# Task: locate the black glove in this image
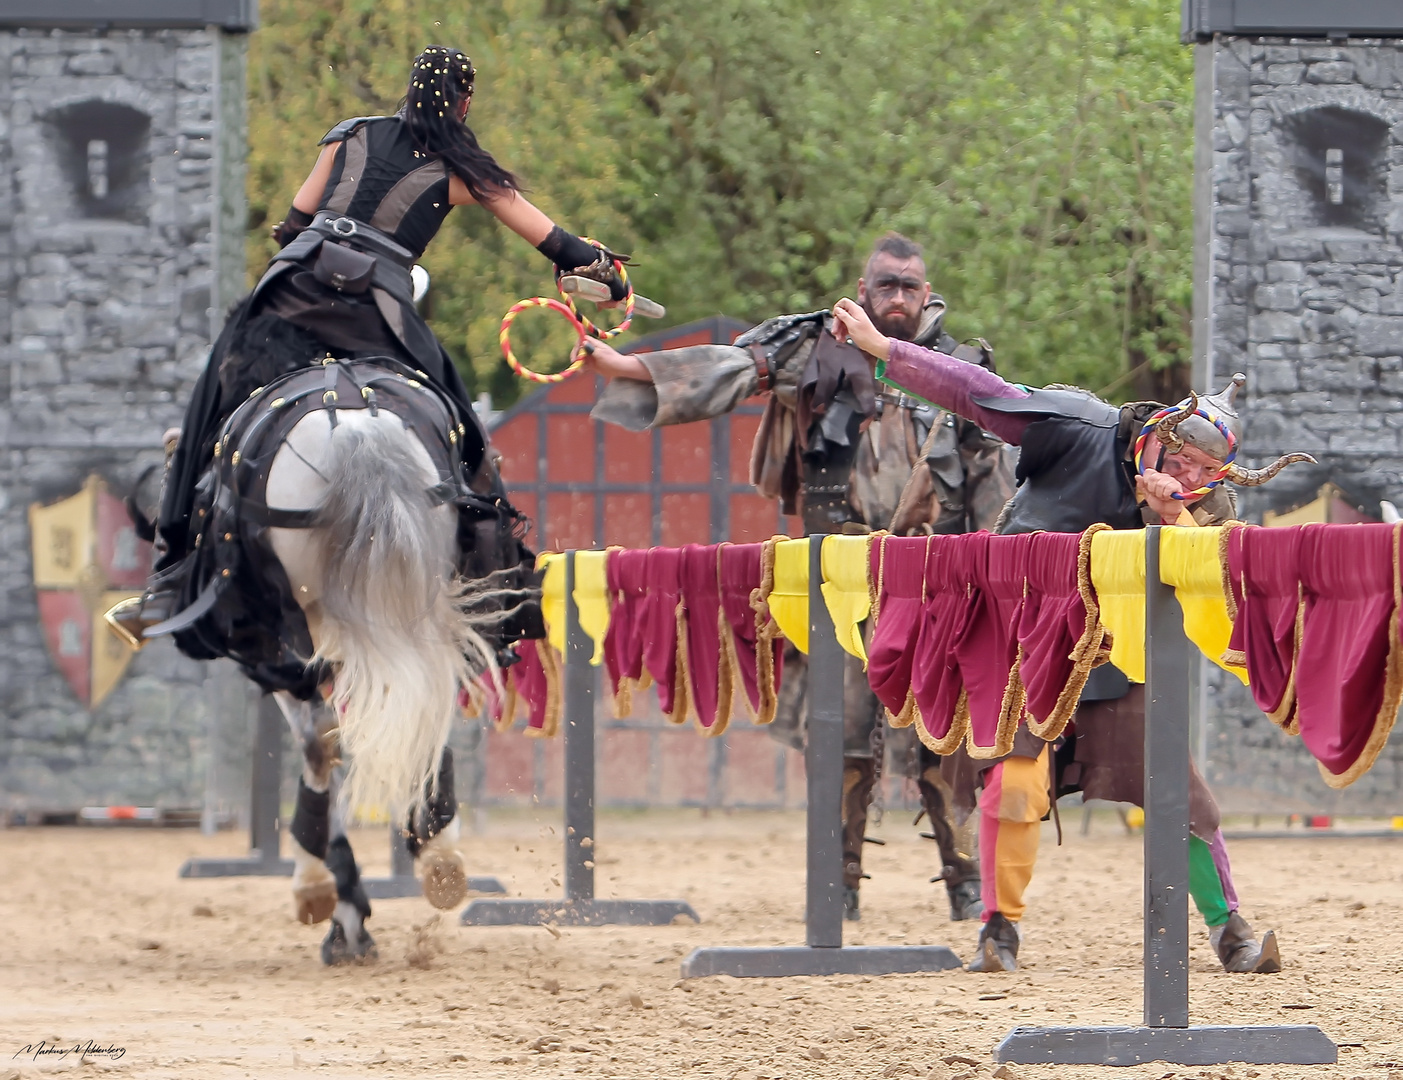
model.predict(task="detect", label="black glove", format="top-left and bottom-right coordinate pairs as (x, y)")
top-left (535, 225), bottom-right (630, 301)
top-left (272, 205), bottom-right (314, 248)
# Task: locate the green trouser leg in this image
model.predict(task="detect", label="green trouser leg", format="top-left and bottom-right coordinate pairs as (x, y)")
top-left (1188, 834), bottom-right (1231, 929)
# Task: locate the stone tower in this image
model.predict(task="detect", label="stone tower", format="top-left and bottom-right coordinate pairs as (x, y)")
top-left (0, 1), bottom-right (258, 813)
top-left (1185, 3), bottom-right (1403, 809)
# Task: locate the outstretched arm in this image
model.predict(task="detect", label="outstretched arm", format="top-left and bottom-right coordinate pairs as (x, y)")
top-left (832, 298), bottom-right (1033, 446)
top-left (584, 339), bottom-right (759, 432)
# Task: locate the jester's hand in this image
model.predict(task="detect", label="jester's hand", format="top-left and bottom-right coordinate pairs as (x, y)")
top-left (1136, 468), bottom-right (1194, 521)
top-left (579, 340), bottom-right (650, 382)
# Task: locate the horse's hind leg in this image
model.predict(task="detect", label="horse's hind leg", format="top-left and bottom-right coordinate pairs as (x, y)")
top-left (407, 747), bottom-right (469, 910)
top-left (277, 692), bottom-right (339, 926)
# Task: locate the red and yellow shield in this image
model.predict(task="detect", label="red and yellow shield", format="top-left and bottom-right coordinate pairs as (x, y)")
top-left (29, 475), bottom-right (152, 708)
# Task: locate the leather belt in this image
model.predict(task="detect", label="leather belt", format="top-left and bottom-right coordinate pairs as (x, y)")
top-left (308, 211), bottom-right (415, 268)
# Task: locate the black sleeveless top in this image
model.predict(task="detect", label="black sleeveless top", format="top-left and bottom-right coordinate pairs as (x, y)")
top-left (317, 115), bottom-right (453, 258)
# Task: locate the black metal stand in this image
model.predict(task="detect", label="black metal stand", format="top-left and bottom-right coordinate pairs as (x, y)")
top-left (179, 693), bottom-right (294, 878)
top-left (680, 535), bottom-right (961, 978)
top-left (993, 527), bottom-right (1335, 1067)
top-left (461, 550), bottom-right (699, 927)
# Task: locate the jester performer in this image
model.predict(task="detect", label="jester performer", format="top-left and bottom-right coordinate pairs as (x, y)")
top-left (583, 232), bottom-right (1015, 922)
top-left (831, 295), bottom-right (1312, 975)
top-left (117, 45), bottom-right (628, 641)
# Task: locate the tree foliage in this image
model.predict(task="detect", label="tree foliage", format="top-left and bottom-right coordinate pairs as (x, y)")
top-left (246, 0), bottom-right (1195, 407)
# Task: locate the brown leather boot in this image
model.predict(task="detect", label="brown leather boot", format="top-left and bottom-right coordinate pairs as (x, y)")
top-left (841, 756), bottom-right (877, 921)
top-left (966, 911), bottom-right (1020, 972)
top-left (1210, 911), bottom-right (1281, 973)
top-left (917, 764), bottom-right (982, 921)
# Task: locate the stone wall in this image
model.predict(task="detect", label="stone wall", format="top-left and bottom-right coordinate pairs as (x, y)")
top-left (1196, 36), bottom-right (1403, 812)
top-left (0, 27), bottom-right (256, 813)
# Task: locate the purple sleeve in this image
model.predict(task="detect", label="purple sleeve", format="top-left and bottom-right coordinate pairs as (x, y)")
top-left (880, 339), bottom-right (1034, 446)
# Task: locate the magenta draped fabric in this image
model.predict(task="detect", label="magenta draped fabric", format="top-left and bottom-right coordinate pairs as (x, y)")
top-left (640, 547), bottom-right (688, 722)
top-left (679, 543), bottom-right (728, 733)
top-left (955, 533), bottom-right (1032, 754)
top-left (1224, 525), bottom-right (1303, 728)
top-left (718, 542), bottom-right (781, 723)
top-left (1294, 523), bottom-right (1402, 785)
top-left (603, 548), bottom-right (650, 711)
top-left (1018, 530), bottom-right (1104, 738)
top-left (867, 535), bottom-right (932, 723)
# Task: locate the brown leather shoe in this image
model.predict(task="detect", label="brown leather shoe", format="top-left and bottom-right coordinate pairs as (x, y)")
top-left (1210, 911), bottom-right (1282, 973)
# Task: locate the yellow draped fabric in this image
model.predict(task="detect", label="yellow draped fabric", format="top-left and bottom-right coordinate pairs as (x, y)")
top-left (769, 538), bottom-right (811, 654)
top-left (1089, 529), bottom-right (1146, 683)
top-left (538, 552), bottom-right (566, 655)
top-left (573, 550), bottom-right (611, 666)
top-left (821, 534), bottom-right (871, 662)
top-left (1158, 526), bottom-right (1248, 684)
top-left (537, 551), bottom-right (611, 665)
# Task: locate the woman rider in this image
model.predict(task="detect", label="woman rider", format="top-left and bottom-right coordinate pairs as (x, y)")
top-left (127, 45), bottom-right (625, 634)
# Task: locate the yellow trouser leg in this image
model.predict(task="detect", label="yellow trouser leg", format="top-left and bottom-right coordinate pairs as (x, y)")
top-left (978, 747), bottom-right (1051, 923)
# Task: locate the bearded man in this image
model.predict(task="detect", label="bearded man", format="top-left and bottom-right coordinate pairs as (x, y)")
top-left (583, 232), bottom-right (1015, 922)
top-left (832, 295), bottom-right (1313, 974)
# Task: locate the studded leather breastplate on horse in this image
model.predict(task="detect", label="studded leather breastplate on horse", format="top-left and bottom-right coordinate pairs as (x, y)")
top-left (167, 357), bottom-right (536, 696)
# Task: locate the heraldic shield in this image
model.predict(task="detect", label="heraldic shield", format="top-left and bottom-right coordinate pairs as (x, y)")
top-left (28, 474), bottom-right (152, 708)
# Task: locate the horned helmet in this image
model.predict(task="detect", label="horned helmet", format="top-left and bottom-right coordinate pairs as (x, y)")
top-left (1136, 373), bottom-right (1315, 497)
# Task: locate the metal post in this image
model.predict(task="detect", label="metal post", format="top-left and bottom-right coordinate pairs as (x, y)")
top-left (680, 535), bottom-right (960, 978)
top-left (1144, 526), bottom-right (1190, 1027)
top-left (994, 526), bottom-right (1335, 1066)
top-left (462, 549), bottom-right (698, 927)
top-left (180, 693), bottom-right (293, 877)
top-left (563, 550), bottom-right (596, 902)
top-left (806, 532), bottom-right (844, 948)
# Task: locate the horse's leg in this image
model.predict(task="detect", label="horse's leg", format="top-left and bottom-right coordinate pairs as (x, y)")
top-left (407, 747), bottom-right (469, 910)
top-left (321, 819), bottom-right (377, 965)
top-left (277, 691), bottom-right (339, 925)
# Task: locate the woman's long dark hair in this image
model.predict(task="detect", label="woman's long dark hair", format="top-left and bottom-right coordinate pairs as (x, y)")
top-left (401, 46), bottom-right (520, 203)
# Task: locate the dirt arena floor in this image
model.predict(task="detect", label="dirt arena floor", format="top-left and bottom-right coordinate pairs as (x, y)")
top-left (2, 808), bottom-right (1401, 1080)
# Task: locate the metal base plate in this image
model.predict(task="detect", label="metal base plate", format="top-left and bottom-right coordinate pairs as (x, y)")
top-left (461, 897), bottom-right (699, 927)
top-left (994, 1025), bottom-right (1337, 1066)
top-left (680, 945), bottom-right (962, 979)
top-left (178, 856), bottom-right (294, 878)
top-left (362, 874), bottom-right (506, 899)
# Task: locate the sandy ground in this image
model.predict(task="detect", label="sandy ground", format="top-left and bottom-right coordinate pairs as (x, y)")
top-left (2, 808), bottom-right (1401, 1080)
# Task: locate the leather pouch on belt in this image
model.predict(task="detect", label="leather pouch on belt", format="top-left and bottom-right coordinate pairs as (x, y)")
top-left (313, 241), bottom-right (376, 293)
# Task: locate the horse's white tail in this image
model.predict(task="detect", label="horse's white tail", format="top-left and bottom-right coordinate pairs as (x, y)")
top-left (309, 420), bottom-right (495, 814)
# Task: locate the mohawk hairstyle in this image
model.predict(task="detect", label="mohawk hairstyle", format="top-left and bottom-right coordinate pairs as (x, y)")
top-left (865, 231), bottom-right (924, 274)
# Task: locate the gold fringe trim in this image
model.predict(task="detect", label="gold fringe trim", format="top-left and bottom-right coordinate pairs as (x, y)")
top-left (917, 688), bottom-right (970, 757)
top-left (719, 604), bottom-right (756, 722)
top-left (523, 638), bottom-right (562, 739)
top-left (869, 531), bottom-right (889, 629)
top-left (1218, 521), bottom-right (1243, 623)
top-left (492, 673), bottom-right (519, 734)
top-left (750, 537), bottom-right (781, 725)
top-left (705, 603), bottom-right (735, 737)
top-left (1025, 523), bottom-right (1110, 741)
top-left (662, 599), bottom-right (692, 726)
top-left (887, 687), bottom-right (916, 729)
top-left (1220, 648), bottom-right (1247, 667)
top-left (1318, 521), bottom-right (1403, 789)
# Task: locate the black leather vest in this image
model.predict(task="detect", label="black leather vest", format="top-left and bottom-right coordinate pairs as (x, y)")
top-left (974, 389), bottom-right (1143, 536)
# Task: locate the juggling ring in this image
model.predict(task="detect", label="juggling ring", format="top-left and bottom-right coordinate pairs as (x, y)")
top-left (499, 243), bottom-right (635, 384)
top-left (1133, 406), bottom-right (1237, 500)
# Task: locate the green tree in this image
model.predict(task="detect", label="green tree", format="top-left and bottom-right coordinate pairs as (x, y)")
top-left (244, 0), bottom-right (1195, 407)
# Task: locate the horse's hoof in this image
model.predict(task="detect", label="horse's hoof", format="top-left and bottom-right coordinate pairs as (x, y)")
top-left (421, 851), bottom-right (468, 910)
top-left (294, 879), bottom-right (338, 925)
top-left (321, 920), bottom-right (377, 966)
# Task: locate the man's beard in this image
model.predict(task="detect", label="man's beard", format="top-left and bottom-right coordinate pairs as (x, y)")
top-left (862, 299), bottom-right (919, 342)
